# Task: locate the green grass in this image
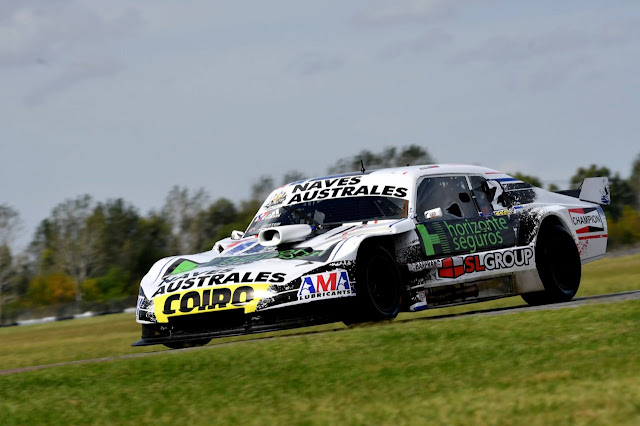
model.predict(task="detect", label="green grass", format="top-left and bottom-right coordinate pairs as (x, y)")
top-left (0, 254), bottom-right (639, 425)
top-left (579, 253), bottom-right (640, 296)
top-left (0, 312), bottom-right (159, 371)
top-left (1, 299), bottom-right (639, 425)
top-left (1, 253), bottom-right (639, 371)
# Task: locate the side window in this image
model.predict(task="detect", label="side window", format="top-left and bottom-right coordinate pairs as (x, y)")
top-left (468, 176), bottom-right (494, 216)
top-left (416, 176), bottom-right (477, 221)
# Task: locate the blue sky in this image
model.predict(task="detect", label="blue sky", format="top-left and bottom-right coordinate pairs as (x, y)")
top-left (1, 0), bottom-right (639, 247)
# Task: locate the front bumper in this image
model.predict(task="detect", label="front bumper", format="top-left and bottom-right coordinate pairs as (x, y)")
top-left (132, 299), bottom-right (350, 346)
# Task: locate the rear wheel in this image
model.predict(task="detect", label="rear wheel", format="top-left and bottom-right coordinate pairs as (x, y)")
top-left (345, 244), bottom-right (402, 324)
top-left (521, 224), bottom-right (581, 305)
top-left (163, 338), bottom-right (212, 350)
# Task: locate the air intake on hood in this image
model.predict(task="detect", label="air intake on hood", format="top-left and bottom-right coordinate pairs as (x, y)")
top-left (258, 224), bottom-right (313, 247)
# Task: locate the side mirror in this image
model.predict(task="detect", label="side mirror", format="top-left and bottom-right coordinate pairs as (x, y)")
top-left (424, 207), bottom-right (443, 221)
top-left (231, 230), bottom-right (244, 240)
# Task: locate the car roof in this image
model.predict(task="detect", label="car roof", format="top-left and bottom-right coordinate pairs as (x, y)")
top-left (290, 164), bottom-right (508, 186)
top-left (257, 164), bottom-right (517, 213)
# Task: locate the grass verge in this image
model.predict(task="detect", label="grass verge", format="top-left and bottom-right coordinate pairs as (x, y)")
top-left (1, 253), bottom-right (638, 372)
top-left (1, 298), bottom-right (639, 425)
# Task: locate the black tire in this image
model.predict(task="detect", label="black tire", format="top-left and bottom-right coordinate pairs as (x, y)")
top-left (163, 338), bottom-right (212, 350)
top-left (521, 224), bottom-right (581, 306)
top-left (344, 245), bottom-right (403, 324)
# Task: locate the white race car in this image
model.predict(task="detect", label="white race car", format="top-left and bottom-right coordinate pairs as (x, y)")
top-left (134, 164), bottom-right (610, 348)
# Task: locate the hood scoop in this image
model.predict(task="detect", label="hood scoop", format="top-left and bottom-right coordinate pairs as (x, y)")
top-left (258, 224), bottom-right (313, 247)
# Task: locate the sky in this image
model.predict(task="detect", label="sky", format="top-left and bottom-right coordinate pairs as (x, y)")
top-left (1, 0), bottom-right (639, 248)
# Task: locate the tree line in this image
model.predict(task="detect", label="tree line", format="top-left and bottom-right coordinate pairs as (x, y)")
top-left (0, 146), bottom-right (638, 322)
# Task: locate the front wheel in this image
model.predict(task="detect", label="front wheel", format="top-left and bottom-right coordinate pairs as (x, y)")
top-left (345, 244), bottom-right (402, 324)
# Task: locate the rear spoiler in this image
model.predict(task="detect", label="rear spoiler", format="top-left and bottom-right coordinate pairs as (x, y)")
top-left (555, 177), bottom-right (610, 205)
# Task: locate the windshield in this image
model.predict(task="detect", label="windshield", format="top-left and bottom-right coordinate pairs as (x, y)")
top-left (244, 196), bottom-right (408, 236)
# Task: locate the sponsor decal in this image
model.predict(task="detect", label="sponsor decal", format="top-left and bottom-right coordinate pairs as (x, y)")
top-left (493, 209), bottom-right (512, 216)
top-left (407, 259), bottom-right (443, 272)
top-left (265, 190), bottom-right (287, 208)
top-left (153, 271), bottom-right (286, 297)
top-left (288, 176), bottom-right (408, 204)
top-left (167, 259), bottom-right (199, 276)
top-left (245, 221), bottom-right (283, 237)
top-left (255, 209), bottom-right (281, 222)
top-left (203, 245), bottom-right (337, 268)
top-left (224, 240), bottom-right (258, 255)
top-left (438, 247), bottom-right (534, 279)
top-left (568, 207), bottom-right (604, 234)
top-left (240, 242), bottom-right (273, 255)
top-left (297, 270), bottom-right (352, 300)
top-left (154, 283), bottom-right (273, 323)
top-left (136, 295), bottom-right (144, 317)
top-left (577, 234), bottom-right (607, 241)
top-left (292, 176), bottom-right (361, 192)
top-left (416, 216), bottom-right (516, 256)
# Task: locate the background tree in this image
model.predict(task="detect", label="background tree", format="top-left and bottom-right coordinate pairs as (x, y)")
top-left (281, 171), bottom-right (306, 185)
top-left (509, 173), bottom-right (543, 188)
top-left (200, 198), bottom-right (238, 251)
top-left (251, 176), bottom-right (275, 202)
top-left (630, 153), bottom-right (640, 210)
top-left (91, 199), bottom-right (146, 298)
top-left (0, 245), bottom-right (14, 323)
top-left (133, 213), bottom-right (173, 277)
top-left (570, 165), bottom-right (611, 186)
top-left (608, 206), bottom-right (640, 247)
top-left (25, 272), bottom-right (76, 307)
top-left (0, 204), bottom-right (21, 246)
top-left (43, 195), bottom-right (101, 303)
top-left (92, 199), bottom-right (143, 271)
top-left (0, 204), bottom-right (21, 322)
top-left (570, 164), bottom-right (634, 220)
top-left (329, 144), bottom-right (435, 174)
top-left (394, 145), bottom-right (435, 167)
top-left (209, 199), bottom-right (262, 244)
top-left (161, 186), bottom-right (210, 254)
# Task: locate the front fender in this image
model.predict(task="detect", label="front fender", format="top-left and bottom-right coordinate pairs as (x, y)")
top-left (328, 219), bottom-right (416, 262)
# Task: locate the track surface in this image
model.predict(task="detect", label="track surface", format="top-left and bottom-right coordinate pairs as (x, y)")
top-left (2, 290), bottom-right (639, 376)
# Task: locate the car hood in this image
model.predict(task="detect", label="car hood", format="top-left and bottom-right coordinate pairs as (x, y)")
top-left (140, 218), bottom-right (415, 300)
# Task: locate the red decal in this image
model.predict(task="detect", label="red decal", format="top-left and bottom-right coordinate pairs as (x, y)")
top-left (578, 234), bottom-right (607, 241)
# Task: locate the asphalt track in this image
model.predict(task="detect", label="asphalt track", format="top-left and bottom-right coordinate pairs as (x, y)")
top-left (2, 289), bottom-right (640, 376)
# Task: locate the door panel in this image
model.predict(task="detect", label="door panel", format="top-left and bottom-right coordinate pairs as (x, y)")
top-left (416, 216), bottom-right (519, 258)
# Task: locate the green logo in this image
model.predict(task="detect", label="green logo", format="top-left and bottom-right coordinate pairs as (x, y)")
top-left (417, 216), bottom-right (514, 256)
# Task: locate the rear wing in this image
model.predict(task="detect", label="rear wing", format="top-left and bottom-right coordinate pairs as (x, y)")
top-left (556, 177), bottom-right (610, 205)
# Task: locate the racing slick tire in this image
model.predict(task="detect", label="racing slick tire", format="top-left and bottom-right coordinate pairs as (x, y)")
top-left (521, 224), bottom-right (581, 306)
top-left (163, 338), bottom-right (212, 350)
top-left (345, 244), bottom-right (403, 324)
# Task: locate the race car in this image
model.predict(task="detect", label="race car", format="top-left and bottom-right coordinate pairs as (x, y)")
top-left (133, 164), bottom-right (610, 348)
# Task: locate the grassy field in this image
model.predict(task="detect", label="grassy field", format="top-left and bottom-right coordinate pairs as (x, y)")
top-left (0, 254), bottom-right (639, 424)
